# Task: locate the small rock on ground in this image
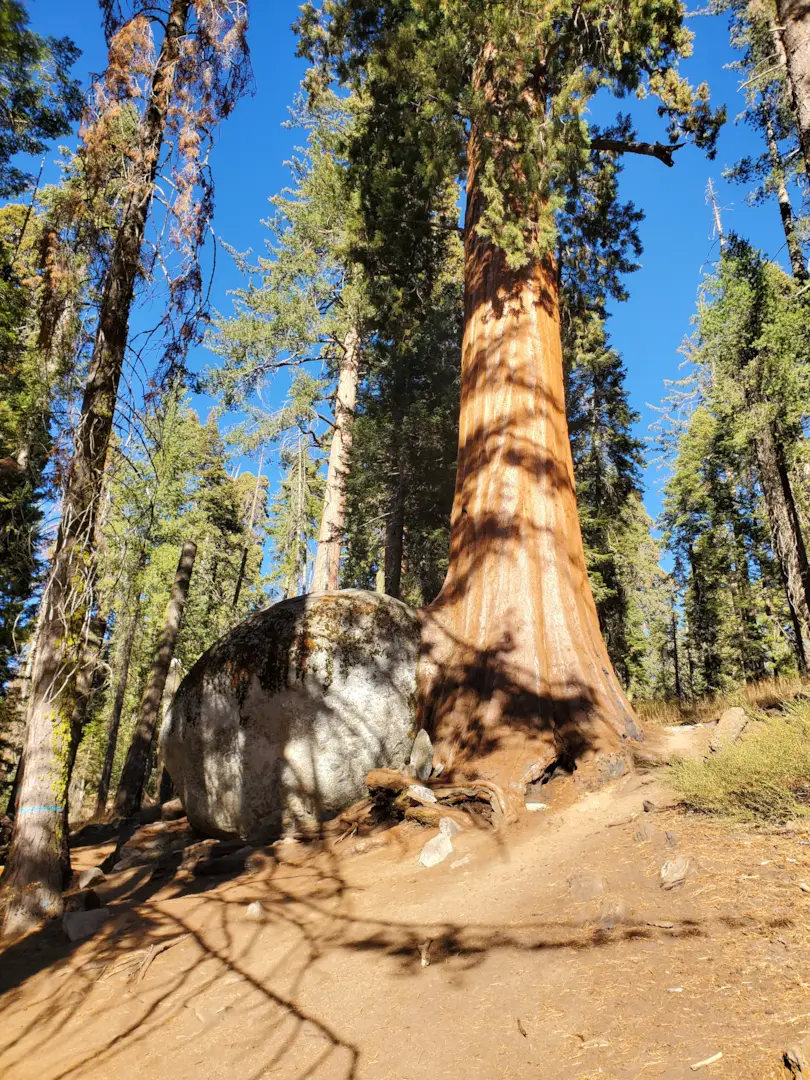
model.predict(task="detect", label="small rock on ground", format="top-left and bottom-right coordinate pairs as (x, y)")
top-left (660, 855), bottom-right (690, 890)
top-left (160, 798), bottom-right (185, 821)
top-left (406, 784), bottom-right (437, 805)
top-left (709, 706), bottom-right (748, 753)
top-left (62, 908), bottom-right (111, 943)
top-left (525, 801), bottom-right (549, 812)
top-left (77, 866), bottom-right (106, 889)
top-left (439, 817), bottom-right (461, 838)
top-left (246, 901), bottom-right (264, 921)
top-left (410, 729), bottom-right (435, 782)
top-left (418, 831), bottom-right (453, 868)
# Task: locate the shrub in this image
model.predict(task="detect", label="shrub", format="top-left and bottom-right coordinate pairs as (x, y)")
top-left (669, 699), bottom-right (810, 822)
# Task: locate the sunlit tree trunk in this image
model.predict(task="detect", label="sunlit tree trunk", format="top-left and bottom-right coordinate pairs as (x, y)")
top-left (756, 423), bottom-right (810, 668)
top-left (775, 0), bottom-right (810, 176)
top-left (2, 0), bottom-right (191, 937)
top-left (312, 327), bottom-right (360, 592)
top-left (762, 105), bottom-right (807, 280)
top-left (115, 541), bottom-right (196, 817)
top-left (419, 127), bottom-right (639, 790)
top-left (95, 599), bottom-right (140, 817)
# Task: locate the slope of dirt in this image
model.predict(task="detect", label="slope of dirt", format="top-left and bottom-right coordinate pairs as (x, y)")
top-left (2, 771), bottom-right (809, 1080)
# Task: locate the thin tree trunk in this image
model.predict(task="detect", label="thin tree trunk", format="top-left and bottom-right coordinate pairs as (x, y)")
top-left (671, 607), bottom-right (683, 700)
top-left (312, 328), bottom-right (361, 593)
top-left (232, 450), bottom-right (264, 610)
top-left (775, 0), bottom-right (810, 176)
top-left (65, 614), bottom-right (108, 828)
top-left (756, 423), bottom-right (810, 668)
top-left (2, 0), bottom-right (191, 938)
top-left (762, 105), bottom-right (807, 279)
top-left (95, 599), bottom-right (140, 817)
top-left (418, 114), bottom-right (639, 788)
top-left (384, 467), bottom-right (406, 599)
top-left (115, 541), bottom-right (196, 818)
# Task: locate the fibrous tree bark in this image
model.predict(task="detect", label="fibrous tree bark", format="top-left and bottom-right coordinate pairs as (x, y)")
top-left (775, 0), bottom-right (810, 175)
top-left (312, 327), bottom-right (361, 593)
top-left (1, 0), bottom-right (191, 938)
top-left (419, 124), bottom-right (639, 787)
top-left (115, 540), bottom-right (196, 818)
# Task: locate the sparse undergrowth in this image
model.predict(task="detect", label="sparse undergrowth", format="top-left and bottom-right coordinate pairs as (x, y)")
top-left (669, 697), bottom-right (810, 822)
top-left (635, 674), bottom-right (809, 727)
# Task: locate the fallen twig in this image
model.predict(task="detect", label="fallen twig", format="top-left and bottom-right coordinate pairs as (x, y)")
top-left (134, 934), bottom-right (191, 984)
top-left (690, 1051), bottom-right (722, 1071)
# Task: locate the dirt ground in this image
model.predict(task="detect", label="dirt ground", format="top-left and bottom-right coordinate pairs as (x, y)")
top-left (2, 769), bottom-right (809, 1080)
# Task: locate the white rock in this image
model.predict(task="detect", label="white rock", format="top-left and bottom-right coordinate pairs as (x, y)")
top-left (406, 784), bottom-right (437, 805)
top-left (660, 856), bottom-right (690, 890)
top-left (62, 908), bottom-right (111, 942)
top-left (246, 901), bottom-right (264, 921)
top-left (77, 866), bottom-right (106, 889)
top-left (409, 729), bottom-right (434, 782)
top-left (525, 801), bottom-right (549, 812)
top-left (439, 816), bottom-right (461, 837)
top-left (162, 591), bottom-right (420, 838)
top-left (418, 831), bottom-right (453, 868)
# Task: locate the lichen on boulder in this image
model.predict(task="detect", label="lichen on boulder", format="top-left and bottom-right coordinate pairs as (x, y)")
top-left (161, 590), bottom-right (420, 839)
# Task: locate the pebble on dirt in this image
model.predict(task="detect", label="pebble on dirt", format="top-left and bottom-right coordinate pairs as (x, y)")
top-left (246, 901), bottom-right (264, 921)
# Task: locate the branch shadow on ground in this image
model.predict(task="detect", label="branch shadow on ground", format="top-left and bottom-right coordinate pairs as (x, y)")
top-left (0, 824), bottom-right (730, 1080)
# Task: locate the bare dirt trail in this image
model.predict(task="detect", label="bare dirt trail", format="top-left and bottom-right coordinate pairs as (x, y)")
top-left (1, 771), bottom-right (809, 1080)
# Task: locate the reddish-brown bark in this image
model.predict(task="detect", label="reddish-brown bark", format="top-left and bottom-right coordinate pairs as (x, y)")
top-left (418, 134), bottom-right (639, 790)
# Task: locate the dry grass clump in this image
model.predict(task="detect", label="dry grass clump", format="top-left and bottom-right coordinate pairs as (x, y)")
top-left (635, 674), bottom-right (809, 727)
top-left (669, 697), bottom-right (810, 822)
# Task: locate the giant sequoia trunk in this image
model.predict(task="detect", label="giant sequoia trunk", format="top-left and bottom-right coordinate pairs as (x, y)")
top-left (311, 327), bottom-right (361, 593)
top-left (418, 133), bottom-right (639, 790)
top-left (2, 0), bottom-right (191, 937)
top-left (775, 0), bottom-right (810, 177)
top-left (756, 423), bottom-right (810, 668)
top-left (115, 541), bottom-right (196, 817)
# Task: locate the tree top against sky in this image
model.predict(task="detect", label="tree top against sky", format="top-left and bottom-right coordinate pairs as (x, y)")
top-left (296, 0), bottom-right (726, 266)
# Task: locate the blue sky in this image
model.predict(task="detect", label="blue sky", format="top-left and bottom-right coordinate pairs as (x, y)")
top-left (25, 0), bottom-right (798, 528)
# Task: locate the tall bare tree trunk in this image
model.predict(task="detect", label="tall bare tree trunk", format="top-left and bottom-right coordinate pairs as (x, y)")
top-left (95, 599), bottom-right (140, 817)
top-left (762, 105), bottom-right (807, 279)
top-left (312, 328), bottom-right (361, 593)
top-left (2, 0), bottom-right (191, 937)
top-left (418, 124), bottom-right (639, 790)
top-left (756, 423), bottom-right (810, 668)
top-left (384, 466), bottom-right (406, 598)
top-left (115, 541), bottom-right (196, 818)
top-left (775, 0), bottom-right (810, 174)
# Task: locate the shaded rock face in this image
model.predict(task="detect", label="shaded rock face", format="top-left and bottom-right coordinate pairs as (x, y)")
top-left (162, 590), bottom-right (420, 839)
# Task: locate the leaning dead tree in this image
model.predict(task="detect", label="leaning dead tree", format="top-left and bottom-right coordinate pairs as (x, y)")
top-left (3, 0), bottom-right (250, 938)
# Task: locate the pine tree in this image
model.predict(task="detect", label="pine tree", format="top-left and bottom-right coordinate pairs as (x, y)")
top-left (208, 93), bottom-right (368, 594)
top-left (723, 0), bottom-right (807, 278)
top-left (3, 1), bottom-right (251, 936)
top-left (267, 435), bottom-right (324, 598)
top-left (0, 0), bottom-right (82, 198)
top-left (297, 0), bottom-right (724, 781)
